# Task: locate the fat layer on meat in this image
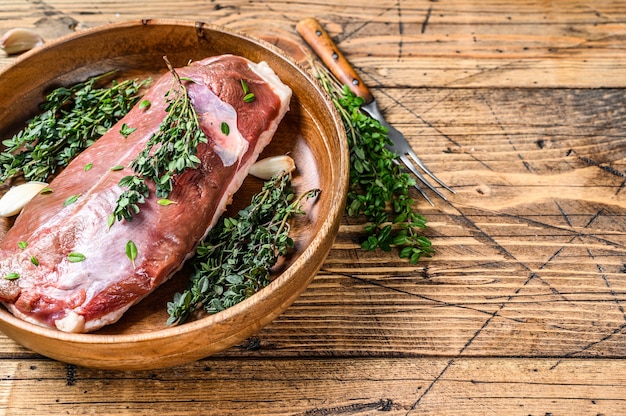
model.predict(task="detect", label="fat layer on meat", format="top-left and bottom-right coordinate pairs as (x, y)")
top-left (0, 55), bottom-right (292, 332)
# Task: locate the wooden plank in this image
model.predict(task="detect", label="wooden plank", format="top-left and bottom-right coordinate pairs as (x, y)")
top-left (1, 357), bottom-right (625, 415)
top-left (2, 0), bottom-right (626, 87)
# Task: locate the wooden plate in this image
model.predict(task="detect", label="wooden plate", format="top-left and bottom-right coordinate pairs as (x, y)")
top-left (0, 20), bottom-right (349, 370)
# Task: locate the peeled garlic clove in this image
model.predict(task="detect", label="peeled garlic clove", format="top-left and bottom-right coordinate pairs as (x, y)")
top-left (0, 181), bottom-right (48, 217)
top-left (249, 155), bottom-right (296, 180)
top-left (0, 28), bottom-right (44, 55)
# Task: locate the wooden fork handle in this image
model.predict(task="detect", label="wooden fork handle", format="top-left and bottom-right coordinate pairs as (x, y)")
top-left (296, 17), bottom-right (374, 104)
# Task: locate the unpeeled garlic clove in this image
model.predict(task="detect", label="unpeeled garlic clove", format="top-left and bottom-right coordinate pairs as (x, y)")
top-left (249, 155), bottom-right (296, 180)
top-left (0, 181), bottom-right (48, 217)
top-left (0, 28), bottom-right (44, 55)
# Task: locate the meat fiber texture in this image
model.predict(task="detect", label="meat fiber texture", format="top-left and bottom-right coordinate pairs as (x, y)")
top-left (0, 55), bottom-right (292, 333)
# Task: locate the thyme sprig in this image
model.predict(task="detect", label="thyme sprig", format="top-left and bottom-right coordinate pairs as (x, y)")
top-left (312, 62), bottom-right (433, 263)
top-left (167, 172), bottom-right (320, 325)
top-left (112, 58), bottom-right (208, 224)
top-left (0, 71), bottom-right (150, 183)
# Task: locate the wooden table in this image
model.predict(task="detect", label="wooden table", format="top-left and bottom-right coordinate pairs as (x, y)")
top-left (1, 0), bottom-right (626, 414)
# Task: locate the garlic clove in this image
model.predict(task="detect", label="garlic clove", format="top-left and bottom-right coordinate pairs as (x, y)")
top-left (0, 28), bottom-right (44, 55)
top-left (249, 155), bottom-right (296, 180)
top-left (0, 181), bottom-right (49, 217)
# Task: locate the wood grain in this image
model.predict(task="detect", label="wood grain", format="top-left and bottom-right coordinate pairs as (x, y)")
top-left (2, 357), bottom-right (626, 415)
top-left (1, 0), bottom-right (626, 414)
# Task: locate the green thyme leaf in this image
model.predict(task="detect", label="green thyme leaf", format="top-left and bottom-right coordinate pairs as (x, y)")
top-left (240, 79), bottom-right (255, 102)
top-left (157, 198), bottom-right (177, 206)
top-left (4, 272), bottom-right (19, 280)
top-left (221, 122), bottom-right (230, 136)
top-left (106, 213), bottom-right (115, 230)
top-left (240, 79), bottom-right (249, 94)
top-left (68, 252), bottom-right (86, 263)
top-left (125, 240), bottom-right (138, 268)
top-left (110, 165), bottom-right (124, 171)
top-left (30, 256), bottom-right (39, 266)
top-left (18, 241), bottom-right (27, 250)
top-left (139, 99), bottom-right (151, 109)
top-left (119, 123), bottom-right (136, 138)
top-left (84, 163), bottom-right (93, 171)
top-left (63, 194), bottom-right (80, 206)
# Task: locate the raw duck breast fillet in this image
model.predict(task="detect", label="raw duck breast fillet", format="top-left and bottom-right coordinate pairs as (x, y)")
top-left (0, 55), bottom-right (292, 333)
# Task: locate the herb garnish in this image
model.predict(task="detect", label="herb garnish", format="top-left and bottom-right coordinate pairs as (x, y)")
top-left (0, 72), bottom-right (150, 184)
top-left (63, 194), bottom-right (80, 206)
top-left (166, 171), bottom-right (320, 325)
top-left (111, 58), bottom-right (208, 224)
top-left (221, 122), bottom-right (230, 136)
top-left (240, 79), bottom-right (250, 94)
top-left (119, 123), bottom-right (136, 138)
top-left (157, 198), bottom-right (176, 206)
top-left (4, 272), bottom-right (19, 281)
top-left (126, 240), bottom-right (137, 268)
top-left (240, 79), bottom-right (255, 103)
top-left (68, 252), bottom-right (86, 263)
top-left (313, 62), bottom-right (433, 263)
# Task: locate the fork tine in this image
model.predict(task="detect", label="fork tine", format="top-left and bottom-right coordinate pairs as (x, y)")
top-left (393, 159), bottom-right (435, 206)
top-left (405, 148), bottom-right (456, 194)
top-left (384, 125), bottom-right (454, 204)
top-left (398, 154), bottom-right (447, 204)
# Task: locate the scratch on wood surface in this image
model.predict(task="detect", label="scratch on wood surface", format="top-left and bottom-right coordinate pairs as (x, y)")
top-left (571, 147), bottom-right (626, 197)
top-left (404, 208), bottom-right (533, 412)
top-left (408, 300), bottom-right (505, 412)
top-left (29, 0), bottom-right (80, 31)
top-left (366, 82), bottom-right (462, 149)
top-left (528, 205), bottom-right (626, 368)
top-left (297, 398), bottom-right (395, 415)
top-left (555, 201), bottom-right (573, 228)
top-left (593, 252), bottom-right (626, 320)
top-left (65, 364), bottom-right (76, 386)
top-left (397, 0), bottom-right (405, 61)
top-left (496, 207), bottom-right (621, 249)
top-left (482, 95), bottom-right (535, 173)
top-left (584, 3), bottom-right (619, 21)
top-left (578, 156), bottom-right (626, 179)
top-left (550, 322), bottom-right (626, 370)
top-left (344, 274), bottom-right (517, 321)
top-left (405, 195), bottom-right (625, 410)
top-left (407, 358), bottom-right (456, 413)
top-left (546, 209), bottom-right (626, 369)
top-left (421, 6), bottom-right (433, 34)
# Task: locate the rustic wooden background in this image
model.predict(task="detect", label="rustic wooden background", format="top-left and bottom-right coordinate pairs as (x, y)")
top-left (1, 0), bottom-right (626, 414)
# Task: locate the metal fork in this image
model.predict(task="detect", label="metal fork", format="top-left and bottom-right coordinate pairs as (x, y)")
top-left (363, 100), bottom-right (456, 206)
top-left (297, 18), bottom-right (454, 205)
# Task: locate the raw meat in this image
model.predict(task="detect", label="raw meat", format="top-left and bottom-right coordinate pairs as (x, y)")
top-left (0, 55), bottom-right (292, 332)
